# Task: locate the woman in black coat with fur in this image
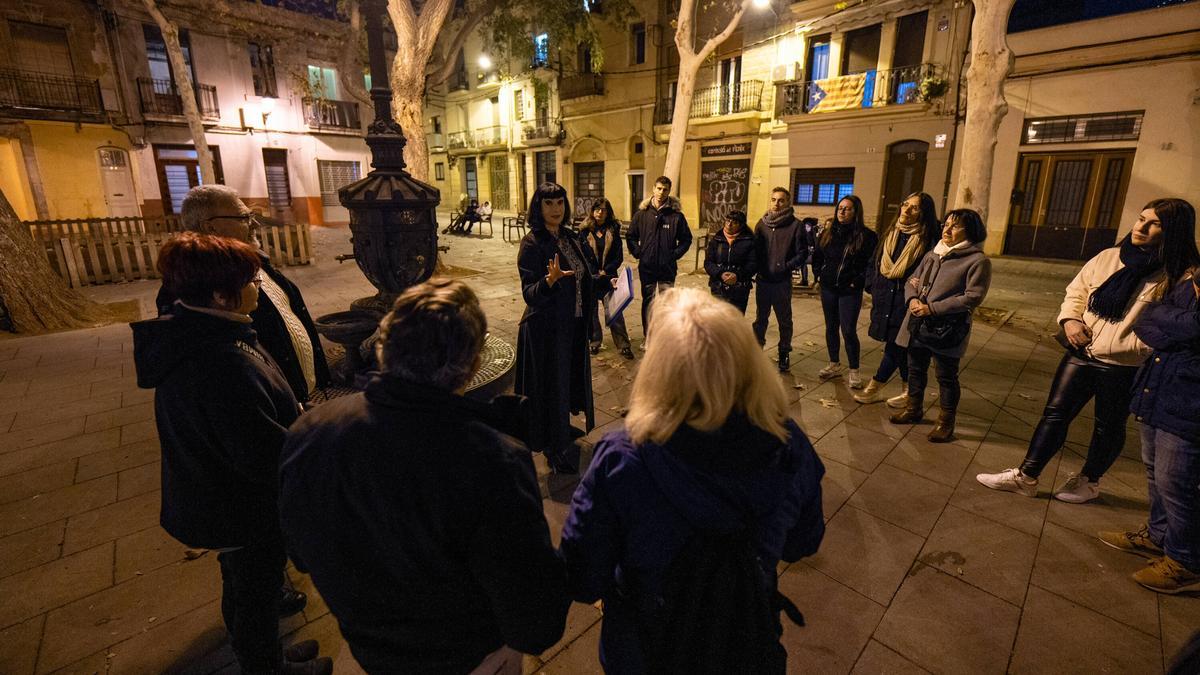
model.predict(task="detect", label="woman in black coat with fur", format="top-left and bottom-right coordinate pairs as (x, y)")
top-left (515, 182), bottom-right (595, 473)
top-left (703, 210), bottom-right (757, 314)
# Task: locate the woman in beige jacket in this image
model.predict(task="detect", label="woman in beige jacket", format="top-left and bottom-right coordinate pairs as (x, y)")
top-left (977, 198), bottom-right (1200, 503)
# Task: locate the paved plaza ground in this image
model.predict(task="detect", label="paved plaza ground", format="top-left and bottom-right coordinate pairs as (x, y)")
top-left (1, 213), bottom-right (1197, 674)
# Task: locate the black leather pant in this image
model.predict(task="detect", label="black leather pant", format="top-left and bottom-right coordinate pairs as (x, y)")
top-left (1019, 353), bottom-right (1139, 480)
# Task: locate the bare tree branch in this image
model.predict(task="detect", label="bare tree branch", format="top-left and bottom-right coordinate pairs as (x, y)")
top-left (428, 0), bottom-right (503, 86)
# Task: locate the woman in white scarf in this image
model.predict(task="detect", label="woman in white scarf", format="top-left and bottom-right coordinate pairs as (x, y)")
top-left (854, 192), bottom-right (941, 405)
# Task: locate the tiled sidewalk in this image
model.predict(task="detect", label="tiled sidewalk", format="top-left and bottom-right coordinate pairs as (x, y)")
top-left (0, 219), bottom-right (1196, 674)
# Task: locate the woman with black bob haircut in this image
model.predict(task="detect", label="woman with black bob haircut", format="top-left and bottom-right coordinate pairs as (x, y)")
top-left (892, 208), bottom-right (992, 444)
top-left (855, 192), bottom-right (941, 406)
top-left (515, 182), bottom-right (596, 473)
top-left (704, 209), bottom-right (758, 314)
top-left (979, 197), bottom-right (1200, 504)
top-left (579, 198), bottom-right (634, 359)
top-left (811, 194), bottom-right (878, 388)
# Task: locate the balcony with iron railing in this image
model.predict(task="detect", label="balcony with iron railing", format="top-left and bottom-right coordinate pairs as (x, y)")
top-left (428, 132), bottom-right (445, 151)
top-left (560, 73), bottom-right (604, 101)
top-left (521, 121), bottom-right (560, 145)
top-left (137, 77), bottom-right (219, 119)
top-left (302, 97), bottom-right (361, 131)
top-left (0, 68), bottom-right (104, 117)
top-left (775, 63), bottom-right (940, 117)
top-left (653, 80), bottom-right (765, 125)
top-left (446, 126), bottom-right (509, 152)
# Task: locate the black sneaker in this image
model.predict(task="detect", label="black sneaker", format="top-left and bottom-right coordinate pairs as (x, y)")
top-left (778, 353), bottom-right (791, 372)
top-left (589, 344), bottom-right (601, 355)
top-left (279, 587), bottom-right (307, 618)
top-left (620, 347), bottom-right (635, 360)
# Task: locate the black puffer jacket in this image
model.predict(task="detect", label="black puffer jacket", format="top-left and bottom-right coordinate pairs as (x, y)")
top-left (704, 228), bottom-right (757, 294)
top-left (626, 196), bottom-right (692, 280)
top-left (811, 223), bottom-right (878, 293)
top-left (131, 305), bottom-right (300, 549)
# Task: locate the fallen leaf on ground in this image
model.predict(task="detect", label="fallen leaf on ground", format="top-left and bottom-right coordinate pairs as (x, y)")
top-left (818, 398), bottom-right (839, 408)
top-left (793, 383), bottom-right (807, 390)
top-left (1017, 393), bottom-right (1035, 400)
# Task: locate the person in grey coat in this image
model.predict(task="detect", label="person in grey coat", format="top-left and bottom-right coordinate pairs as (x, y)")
top-left (891, 209), bottom-right (992, 442)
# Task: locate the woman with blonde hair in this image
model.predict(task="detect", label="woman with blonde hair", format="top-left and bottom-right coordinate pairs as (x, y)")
top-left (560, 288), bottom-right (825, 673)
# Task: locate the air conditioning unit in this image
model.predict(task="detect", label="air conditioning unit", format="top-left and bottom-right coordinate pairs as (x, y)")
top-left (772, 62), bottom-right (798, 83)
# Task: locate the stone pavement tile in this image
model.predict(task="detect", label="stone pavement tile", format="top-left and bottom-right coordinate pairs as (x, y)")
top-left (0, 383), bottom-right (94, 417)
top-left (1160, 595), bottom-right (1200, 670)
top-left (83, 402), bottom-right (154, 434)
top-left (0, 411), bottom-right (12, 433)
top-left (63, 490), bottom-right (160, 555)
top-left (776, 564), bottom-right (885, 674)
top-left (540, 602), bottom-right (603, 663)
top-left (841, 402), bottom-right (908, 440)
top-left (806, 506), bottom-right (924, 605)
top-left (536, 621), bottom-right (602, 674)
top-left (0, 615), bottom-right (44, 675)
top-left (0, 460), bottom-right (76, 505)
top-left (24, 367), bottom-right (124, 396)
top-left (0, 428), bottom-right (121, 478)
top-left (987, 408), bottom-right (1036, 444)
top-left (850, 639), bottom-right (931, 674)
top-left (952, 389), bottom-right (1004, 423)
top-left (1009, 586), bottom-right (1162, 674)
top-left (790, 402), bottom-right (852, 444)
top-left (119, 419), bottom-right (157, 446)
top-left (1031, 522), bottom-right (1158, 637)
top-left (811, 423), bottom-right (895, 474)
top-left (1044, 458), bottom-right (1149, 541)
top-left (0, 378), bottom-right (31, 400)
top-left (818, 457), bottom-right (869, 521)
top-left (884, 433), bottom-right (976, 488)
top-left (103, 599), bottom-right (226, 675)
top-left (846, 463), bottom-right (953, 536)
top-left (917, 504), bottom-right (1038, 607)
top-left (0, 417), bottom-right (86, 454)
top-left (114, 526), bottom-right (188, 584)
top-left (873, 566), bottom-right (1021, 675)
top-left (89, 375), bottom-right (140, 398)
top-left (75, 439), bottom-right (159, 483)
top-left (957, 367), bottom-right (1018, 397)
top-left (116, 462), bottom-right (159, 500)
top-left (950, 440), bottom-right (1056, 537)
top-left (37, 555), bottom-right (222, 673)
top-left (0, 474), bottom-right (118, 537)
top-left (0, 543), bottom-right (113, 629)
top-left (0, 519), bottom-right (65, 578)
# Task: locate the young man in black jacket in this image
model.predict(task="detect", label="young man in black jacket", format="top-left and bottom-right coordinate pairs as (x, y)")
top-left (279, 279), bottom-right (569, 673)
top-left (132, 233), bottom-right (329, 674)
top-left (156, 185), bottom-right (329, 406)
top-left (626, 176), bottom-right (693, 338)
top-left (752, 187), bottom-right (807, 371)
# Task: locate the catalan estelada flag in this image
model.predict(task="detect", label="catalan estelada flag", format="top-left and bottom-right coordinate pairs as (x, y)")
top-left (808, 72), bottom-right (868, 113)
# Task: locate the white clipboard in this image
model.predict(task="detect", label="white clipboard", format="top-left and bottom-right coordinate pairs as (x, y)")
top-left (606, 265), bottom-right (635, 325)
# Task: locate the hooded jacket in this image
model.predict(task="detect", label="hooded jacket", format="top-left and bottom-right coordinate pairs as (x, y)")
top-left (560, 417), bottom-right (825, 672)
top-left (754, 211), bottom-right (807, 283)
top-left (1056, 246), bottom-right (1166, 366)
top-left (626, 196), bottom-right (693, 280)
top-left (131, 305), bottom-right (300, 549)
top-left (1130, 276), bottom-right (1200, 442)
top-left (279, 375), bottom-right (569, 672)
top-left (895, 244), bottom-right (992, 358)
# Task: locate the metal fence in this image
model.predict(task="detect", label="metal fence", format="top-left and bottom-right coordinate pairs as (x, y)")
top-left (137, 77), bottom-right (219, 118)
top-left (0, 68), bottom-right (103, 114)
top-left (653, 80), bottom-right (765, 124)
top-left (775, 63), bottom-right (938, 116)
top-left (302, 97), bottom-right (361, 130)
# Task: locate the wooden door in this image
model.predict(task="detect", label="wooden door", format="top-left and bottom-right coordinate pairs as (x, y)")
top-left (878, 140), bottom-right (928, 228)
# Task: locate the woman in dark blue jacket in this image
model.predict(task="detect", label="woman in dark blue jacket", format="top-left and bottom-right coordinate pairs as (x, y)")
top-left (703, 210), bottom-right (758, 314)
top-left (1101, 258), bottom-right (1200, 595)
top-left (560, 288), bottom-right (825, 673)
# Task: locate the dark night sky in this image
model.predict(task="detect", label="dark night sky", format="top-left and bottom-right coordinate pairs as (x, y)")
top-left (1008, 0), bottom-right (1197, 32)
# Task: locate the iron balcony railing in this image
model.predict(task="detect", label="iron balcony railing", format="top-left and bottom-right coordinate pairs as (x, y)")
top-left (446, 126), bottom-right (509, 150)
top-left (302, 97), bottom-right (360, 130)
top-left (559, 73), bottom-right (604, 100)
top-left (428, 132), bottom-right (445, 150)
top-left (522, 122), bottom-right (559, 143)
top-left (654, 80), bottom-right (765, 124)
top-left (0, 68), bottom-right (104, 115)
top-left (137, 77), bottom-right (219, 119)
top-left (775, 63), bottom-right (939, 116)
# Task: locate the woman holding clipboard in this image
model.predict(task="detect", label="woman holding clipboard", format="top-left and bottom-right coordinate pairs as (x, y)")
top-left (579, 198), bottom-right (635, 360)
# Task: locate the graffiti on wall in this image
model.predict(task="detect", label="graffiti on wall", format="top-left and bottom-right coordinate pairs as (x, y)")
top-left (700, 158), bottom-right (751, 234)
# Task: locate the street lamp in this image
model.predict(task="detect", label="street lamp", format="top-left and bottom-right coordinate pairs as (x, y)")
top-left (478, 54), bottom-right (493, 70)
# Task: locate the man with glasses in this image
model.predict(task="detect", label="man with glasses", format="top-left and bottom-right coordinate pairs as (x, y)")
top-left (156, 186), bottom-right (327, 618)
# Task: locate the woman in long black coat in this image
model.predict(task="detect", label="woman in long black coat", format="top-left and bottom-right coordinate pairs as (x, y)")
top-left (515, 182), bottom-right (595, 473)
top-left (703, 210), bottom-right (757, 314)
top-left (854, 192), bottom-right (940, 406)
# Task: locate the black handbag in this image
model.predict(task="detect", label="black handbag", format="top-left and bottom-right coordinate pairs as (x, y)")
top-left (909, 258), bottom-right (970, 350)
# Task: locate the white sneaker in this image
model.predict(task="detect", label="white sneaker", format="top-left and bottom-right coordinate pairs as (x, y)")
top-left (1053, 473), bottom-right (1100, 504)
top-left (847, 369), bottom-right (863, 389)
top-left (976, 468), bottom-right (1038, 497)
top-left (819, 362), bottom-right (844, 380)
top-left (886, 384), bottom-right (909, 409)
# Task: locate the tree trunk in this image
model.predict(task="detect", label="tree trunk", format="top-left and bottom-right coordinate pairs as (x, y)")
top-left (0, 188), bottom-right (110, 333)
top-left (954, 0), bottom-right (1015, 224)
top-left (391, 62), bottom-right (431, 181)
top-left (142, 0), bottom-right (216, 185)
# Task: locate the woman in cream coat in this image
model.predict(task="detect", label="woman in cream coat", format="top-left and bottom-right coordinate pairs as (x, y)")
top-left (977, 198), bottom-right (1200, 503)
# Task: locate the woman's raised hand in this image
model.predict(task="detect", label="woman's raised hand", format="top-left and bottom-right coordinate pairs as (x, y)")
top-left (546, 254), bottom-right (575, 286)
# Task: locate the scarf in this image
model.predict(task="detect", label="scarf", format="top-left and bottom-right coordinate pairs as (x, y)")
top-left (1087, 239), bottom-right (1162, 321)
top-left (761, 208), bottom-right (793, 227)
top-left (933, 239), bottom-right (971, 258)
top-left (879, 223), bottom-right (926, 279)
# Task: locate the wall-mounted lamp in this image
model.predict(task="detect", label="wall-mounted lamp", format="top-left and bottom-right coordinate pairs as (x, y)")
top-left (478, 54), bottom-right (493, 70)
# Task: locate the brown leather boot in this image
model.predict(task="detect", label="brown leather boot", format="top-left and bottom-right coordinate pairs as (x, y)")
top-left (890, 400), bottom-right (924, 424)
top-left (928, 409), bottom-right (957, 443)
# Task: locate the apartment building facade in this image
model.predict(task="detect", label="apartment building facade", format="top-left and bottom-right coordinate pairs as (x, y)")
top-left (0, 0), bottom-right (371, 225)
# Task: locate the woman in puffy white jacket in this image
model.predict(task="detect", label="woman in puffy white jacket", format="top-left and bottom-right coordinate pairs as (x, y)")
top-left (977, 198), bottom-right (1200, 503)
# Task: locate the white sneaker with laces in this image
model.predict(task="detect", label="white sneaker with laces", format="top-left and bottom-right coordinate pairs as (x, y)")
top-left (847, 369), bottom-right (863, 389)
top-left (976, 468), bottom-right (1038, 497)
top-left (1053, 473), bottom-right (1100, 504)
top-left (819, 362), bottom-right (844, 380)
